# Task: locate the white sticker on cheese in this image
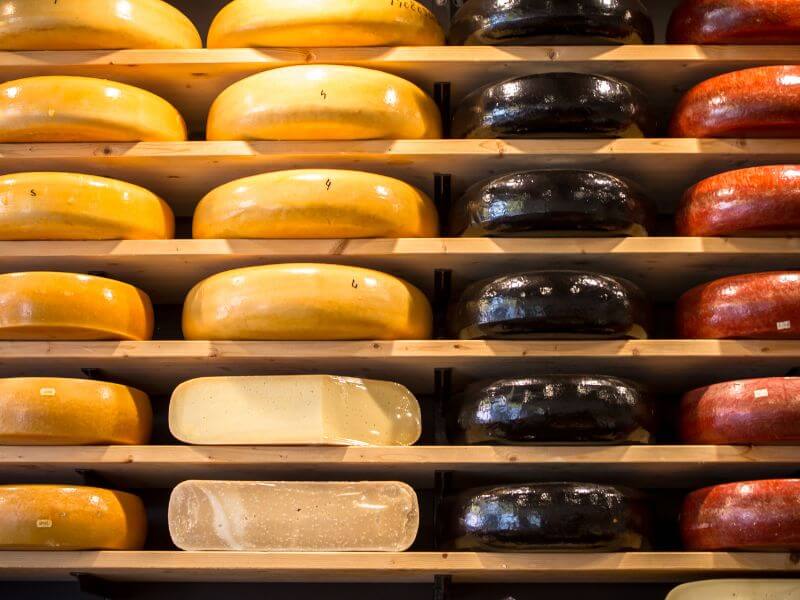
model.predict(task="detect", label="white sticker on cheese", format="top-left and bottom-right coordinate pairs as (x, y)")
top-left (39, 388), bottom-right (56, 397)
top-left (754, 388), bottom-right (769, 399)
top-left (36, 519), bottom-right (52, 528)
top-left (777, 321), bottom-right (792, 330)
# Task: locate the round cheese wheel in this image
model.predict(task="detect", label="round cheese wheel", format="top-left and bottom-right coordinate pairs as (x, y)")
top-left (207, 65), bottom-right (441, 141)
top-left (0, 0), bottom-right (201, 50)
top-left (680, 377), bottom-right (800, 444)
top-left (0, 484), bottom-right (146, 550)
top-left (193, 169), bottom-right (438, 239)
top-left (449, 169), bottom-right (654, 237)
top-left (682, 479), bottom-right (800, 551)
top-left (676, 271), bottom-right (800, 339)
top-left (439, 483), bottom-right (650, 551)
top-left (207, 0), bottom-right (444, 48)
top-left (449, 270), bottom-right (651, 340)
top-left (0, 377), bottom-right (152, 445)
top-left (667, 0), bottom-right (800, 44)
top-left (670, 66), bottom-right (800, 138)
top-left (0, 272), bottom-right (154, 341)
top-left (449, 0), bottom-right (654, 45)
top-left (676, 165), bottom-right (800, 237)
top-left (667, 580), bottom-right (800, 600)
top-left (0, 172), bottom-right (174, 240)
top-left (0, 76), bottom-right (187, 142)
top-left (183, 263), bottom-right (433, 341)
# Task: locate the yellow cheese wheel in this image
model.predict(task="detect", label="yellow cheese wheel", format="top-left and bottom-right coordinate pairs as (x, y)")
top-left (0, 0), bottom-right (201, 50)
top-left (207, 0), bottom-right (444, 48)
top-left (0, 172), bottom-right (174, 240)
top-left (0, 272), bottom-right (154, 341)
top-left (183, 263), bottom-right (432, 340)
top-left (0, 485), bottom-right (146, 550)
top-left (207, 65), bottom-right (442, 141)
top-left (0, 377), bottom-right (152, 445)
top-left (193, 169), bottom-right (438, 239)
top-left (0, 76), bottom-right (187, 142)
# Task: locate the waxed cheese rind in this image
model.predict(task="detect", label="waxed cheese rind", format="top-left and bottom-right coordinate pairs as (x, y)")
top-left (667, 580), bottom-right (800, 599)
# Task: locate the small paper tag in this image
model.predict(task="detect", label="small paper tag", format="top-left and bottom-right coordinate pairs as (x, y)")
top-left (39, 388), bottom-right (56, 397)
top-left (777, 321), bottom-right (792, 331)
top-left (36, 519), bottom-right (52, 528)
top-left (754, 388), bottom-right (769, 399)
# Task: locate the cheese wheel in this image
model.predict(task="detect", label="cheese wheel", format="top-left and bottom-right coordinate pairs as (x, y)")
top-left (170, 375), bottom-right (421, 446)
top-left (0, 172), bottom-right (174, 240)
top-left (670, 66), bottom-right (800, 138)
top-left (680, 377), bottom-right (800, 444)
top-left (667, 580), bottom-right (800, 600)
top-left (183, 263), bottom-right (432, 341)
top-left (676, 272), bottom-right (800, 339)
top-left (667, 0), bottom-right (800, 44)
top-left (207, 0), bottom-right (444, 48)
top-left (0, 272), bottom-right (154, 341)
top-left (193, 169), bottom-right (438, 239)
top-left (207, 65), bottom-right (442, 141)
top-left (0, 485), bottom-right (146, 550)
top-left (682, 479), bottom-right (800, 551)
top-left (0, 0), bottom-right (201, 50)
top-left (0, 76), bottom-right (187, 142)
top-left (439, 483), bottom-right (650, 551)
top-left (169, 480), bottom-right (419, 551)
top-left (0, 377), bottom-right (152, 445)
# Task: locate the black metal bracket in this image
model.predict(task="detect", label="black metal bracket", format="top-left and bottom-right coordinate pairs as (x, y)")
top-left (434, 173), bottom-right (453, 228)
top-left (434, 268), bottom-right (453, 339)
top-left (433, 469), bottom-right (454, 550)
top-left (434, 82), bottom-right (451, 138)
top-left (72, 573), bottom-right (131, 599)
top-left (434, 368), bottom-right (453, 445)
top-left (434, 574), bottom-right (453, 600)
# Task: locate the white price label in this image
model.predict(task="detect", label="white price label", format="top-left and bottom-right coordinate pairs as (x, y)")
top-left (39, 388), bottom-right (56, 397)
top-left (777, 321), bottom-right (792, 331)
top-left (754, 389), bottom-right (769, 399)
top-left (36, 519), bottom-right (52, 528)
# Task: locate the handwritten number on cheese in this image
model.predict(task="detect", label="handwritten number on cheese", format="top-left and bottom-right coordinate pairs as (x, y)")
top-left (352, 279), bottom-right (359, 289)
top-left (320, 90), bottom-right (327, 100)
top-left (325, 179), bottom-right (332, 190)
top-left (29, 189), bottom-right (37, 197)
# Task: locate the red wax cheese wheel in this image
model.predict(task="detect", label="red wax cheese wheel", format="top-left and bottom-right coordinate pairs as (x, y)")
top-left (670, 66), bottom-right (800, 138)
top-left (667, 0), bottom-right (800, 44)
top-left (680, 378), bottom-right (800, 444)
top-left (676, 165), bottom-right (800, 236)
top-left (682, 479), bottom-right (800, 551)
top-left (676, 272), bottom-right (800, 339)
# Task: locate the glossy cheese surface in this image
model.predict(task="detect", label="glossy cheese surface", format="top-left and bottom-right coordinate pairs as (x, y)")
top-left (183, 263), bottom-right (432, 341)
top-left (667, 0), bottom-right (800, 44)
top-left (452, 73), bottom-right (655, 139)
top-left (677, 271), bottom-right (800, 339)
top-left (0, 485), bottom-right (146, 550)
top-left (682, 479), bottom-right (800, 551)
top-left (451, 375), bottom-right (655, 444)
top-left (0, 0), bottom-right (201, 50)
top-left (670, 66), bottom-right (800, 138)
top-left (676, 165), bottom-right (800, 237)
top-left (0, 76), bottom-right (187, 142)
top-left (207, 65), bottom-right (442, 141)
top-left (0, 172), bottom-right (174, 240)
top-left (0, 272), bottom-right (154, 341)
top-left (450, 169), bottom-right (654, 237)
top-left (193, 169), bottom-right (438, 239)
top-left (449, 0), bottom-right (654, 45)
top-left (170, 375), bottom-right (421, 446)
top-left (208, 0), bottom-right (444, 48)
top-left (449, 270), bottom-right (650, 340)
top-left (169, 480), bottom-right (419, 552)
top-left (668, 580), bottom-right (800, 600)
top-left (0, 377), bottom-right (151, 445)
top-left (440, 483), bottom-right (650, 551)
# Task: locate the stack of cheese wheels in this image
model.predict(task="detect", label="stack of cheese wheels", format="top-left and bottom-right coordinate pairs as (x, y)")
top-left (169, 375), bottom-right (421, 446)
top-left (676, 271), bottom-right (800, 339)
top-left (193, 169), bottom-right (438, 239)
top-left (207, 0), bottom-right (444, 47)
top-left (0, 272), bottom-right (154, 341)
top-left (668, 580), bottom-right (800, 599)
top-left (207, 65), bottom-right (441, 141)
top-left (0, 484), bottom-right (146, 550)
top-left (0, 172), bottom-right (174, 240)
top-left (682, 479), bottom-right (800, 551)
top-left (169, 480), bottom-right (419, 552)
top-left (182, 263), bottom-right (432, 341)
top-left (0, 0), bottom-right (201, 49)
top-left (668, 0), bottom-right (800, 44)
top-left (0, 377), bottom-right (152, 445)
top-left (0, 76), bottom-right (187, 142)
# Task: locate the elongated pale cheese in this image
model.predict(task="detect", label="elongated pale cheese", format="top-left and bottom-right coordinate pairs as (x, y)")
top-left (207, 65), bottom-right (442, 141)
top-left (0, 272), bottom-right (154, 341)
top-left (0, 0), bottom-right (202, 50)
top-left (168, 480), bottom-right (419, 551)
top-left (207, 0), bottom-right (444, 48)
top-left (0, 76), bottom-right (187, 142)
top-left (182, 263), bottom-right (432, 341)
top-left (0, 172), bottom-right (175, 240)
top-left (0, 485), bottom-right (146, 550)
top-left (193, 169), bottom-right (438, 239)
top-left (0, 377), bottom-right (152, 445)
top-left (169, 375), bottom-right (421, 446)
top-left (668, 580), bottom-right (800, 600)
